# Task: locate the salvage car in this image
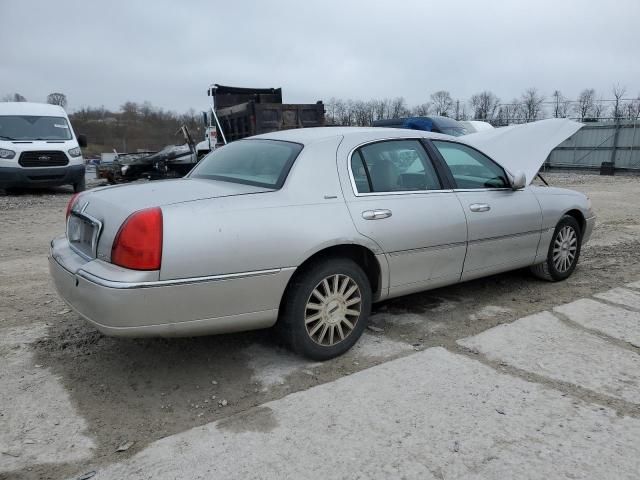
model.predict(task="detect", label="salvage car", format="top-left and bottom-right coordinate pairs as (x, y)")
top-left (49, 119), bottom-right (594, 360)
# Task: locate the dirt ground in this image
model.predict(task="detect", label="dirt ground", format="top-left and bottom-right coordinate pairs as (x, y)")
top-left (1, 171), bottom-right (640, 480)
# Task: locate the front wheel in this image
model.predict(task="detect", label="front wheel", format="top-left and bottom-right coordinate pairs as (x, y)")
top-left (73, 176), bottom-right (86, 193)
top-left (531, 215), bottom-right (582, 281)
top-left (278, 258), bottom-right (372, 360)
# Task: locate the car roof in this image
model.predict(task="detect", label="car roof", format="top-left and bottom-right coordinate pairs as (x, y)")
top-left (0, 102), bottom-right (68, 117)
top-left (252, 126), bottom-right (451, 145)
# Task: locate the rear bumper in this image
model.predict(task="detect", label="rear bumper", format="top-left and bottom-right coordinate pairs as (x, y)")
top-left (0, 164), bottom-right (85, 189)
top-left (49, 237), bottom-right (293, 337)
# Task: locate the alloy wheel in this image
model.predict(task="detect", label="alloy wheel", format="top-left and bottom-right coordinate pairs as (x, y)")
top-left (553, 225), bottom-right (578, 272)
top-left (304, 274), bottom-right (362, 346)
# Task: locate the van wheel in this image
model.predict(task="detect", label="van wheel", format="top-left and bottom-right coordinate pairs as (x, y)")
top-left (73, 177), bottom-right (86, 193)
top-left (278, 258), bottom-right (372, 360)
top-left (531, 215), bottom-right (582, 281)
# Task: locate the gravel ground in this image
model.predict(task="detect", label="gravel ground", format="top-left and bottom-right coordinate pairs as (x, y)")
top-left (1, 171), bottom-right (639, 479)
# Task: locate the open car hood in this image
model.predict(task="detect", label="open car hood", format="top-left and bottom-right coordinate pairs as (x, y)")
top-left (461, 119), bottom-right (583, 185)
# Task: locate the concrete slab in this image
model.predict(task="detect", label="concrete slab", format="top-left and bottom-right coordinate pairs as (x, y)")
top-left (0, 324), bottom-right (95, 474)
top-left (92, 348), bottom-right (640, 480)
top-left (244, 334), bottom-right (412, 391)
top-left (458, 312), bottom-right (640, 404)
top-left (595, 287), bottom-right (640, 310)
top-left (555, 298), bottom-right (640, 347)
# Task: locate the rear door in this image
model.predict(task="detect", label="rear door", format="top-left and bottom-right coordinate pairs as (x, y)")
top-left (338, 137), bottom-right (468, 296)
top-left (430, 140), bottom-right (542, 280)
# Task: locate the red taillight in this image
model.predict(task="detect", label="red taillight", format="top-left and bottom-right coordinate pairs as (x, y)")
top-left (66, 193), bottom-right (80, 219)
top-left (111, 208), bottom-right (163, 271)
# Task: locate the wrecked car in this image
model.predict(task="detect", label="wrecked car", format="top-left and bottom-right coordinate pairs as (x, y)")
top-left (49, 119), bottom-right (594, 360)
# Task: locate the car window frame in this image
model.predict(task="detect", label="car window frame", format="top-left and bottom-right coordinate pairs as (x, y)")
top-left (347, 138), bottom-right (451, 197)
top-left (427, 139), bottom-right (511, 191)
top-left (188, 138), bottom-right (304, 190)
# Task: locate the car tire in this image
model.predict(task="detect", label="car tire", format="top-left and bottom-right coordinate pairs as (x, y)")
top-left (278, 258), bottom-right (372, 361)
top-left (73, 176), bottom-right (86, 193)
top-left (531, 215), bottom-right (582, 281)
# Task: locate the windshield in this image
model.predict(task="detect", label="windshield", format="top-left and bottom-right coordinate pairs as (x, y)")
top-left (0, 115), bottom-right (73, 141)
top-left (440, 127), bottom-right (467, 137)
top-left (189, 139), bottom-right (303, 189)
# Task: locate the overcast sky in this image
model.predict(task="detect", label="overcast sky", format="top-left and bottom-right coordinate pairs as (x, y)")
top-left (1, 0), bottom-right (639, 113)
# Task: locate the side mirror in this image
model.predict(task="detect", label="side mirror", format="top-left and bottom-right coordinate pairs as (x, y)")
top-left (77, 134), bottom-right (87, 148)
top-left (510, 171), bottom-right (526, 190)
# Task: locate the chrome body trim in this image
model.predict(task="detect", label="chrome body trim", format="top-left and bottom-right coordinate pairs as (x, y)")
top-left (387, 241), bottom-right (467, 257)
top-left (74, 265), bottom-right (283, 290)
top-left (467, 228), bottom-right (544, 245)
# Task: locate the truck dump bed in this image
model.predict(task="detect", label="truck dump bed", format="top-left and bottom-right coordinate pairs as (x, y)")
top-left (209, 85), bottom-right (325, 142)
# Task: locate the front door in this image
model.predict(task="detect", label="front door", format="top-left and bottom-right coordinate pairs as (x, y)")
top-left (430, 139), bottom-right (543, 280)
top-left (339, 138), bottom-right (468, 296)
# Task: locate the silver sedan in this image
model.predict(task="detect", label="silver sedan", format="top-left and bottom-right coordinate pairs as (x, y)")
top-left (49, 120), bottom-right (595, 359)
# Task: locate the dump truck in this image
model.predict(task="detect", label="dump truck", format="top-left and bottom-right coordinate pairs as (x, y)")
top-left (207, 84), bottom-right (325, 144)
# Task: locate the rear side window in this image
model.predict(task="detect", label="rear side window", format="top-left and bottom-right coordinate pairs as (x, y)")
top-left (351, 140), bottom-right (441, 194)
top-left (190, 139), bottom-right (302, 189)
top-left (432, 140), bottom-right (508, 189)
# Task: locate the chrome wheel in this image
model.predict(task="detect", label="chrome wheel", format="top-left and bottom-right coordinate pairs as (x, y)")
top-left (304, 274), bottom-right (362, 346)
top-left (553, 225), bottom-right (578, 273)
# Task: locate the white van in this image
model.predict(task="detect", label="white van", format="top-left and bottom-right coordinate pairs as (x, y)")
top-left (0, 102), bottom-right (87, 192)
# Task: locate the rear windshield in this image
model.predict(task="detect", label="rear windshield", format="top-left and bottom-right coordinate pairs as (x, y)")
top-left (0, 115), bottom-right (73, 141)
top-left (189, 139), bottom-right (303, 189)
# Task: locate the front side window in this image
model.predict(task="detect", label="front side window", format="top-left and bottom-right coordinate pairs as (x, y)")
top-left (351, 140), bottom-right (441, 193)
top-left (189, 139), bottom-right (303, 189)
top-left (432, 140), bottom-right (508, 189)
top-left (0, 116), bottom-right (73, 141)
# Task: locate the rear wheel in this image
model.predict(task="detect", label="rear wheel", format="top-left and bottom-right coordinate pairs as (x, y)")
top-left (531, 215), bottom-right (582, 281)
top-left (278, 258), bottom-right (372, 360)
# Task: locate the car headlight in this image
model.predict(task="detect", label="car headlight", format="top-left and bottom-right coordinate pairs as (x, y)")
top-left (0, 148), bottom-right (16, 159)
top-left (68, 147), bottom-right (82, 157)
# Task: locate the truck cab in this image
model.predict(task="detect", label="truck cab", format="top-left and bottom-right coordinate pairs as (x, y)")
top-left (0, 102), bottom-right (87, 192)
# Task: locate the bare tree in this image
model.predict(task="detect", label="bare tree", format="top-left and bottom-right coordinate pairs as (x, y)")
top-left (412, 102), bottom-right (431, 117)
top-left (325, 97), bottom-right (339, 125)
top-left (372, 99), bottom-right (388, 120)
top-left (352, 100), bottom-right (370, 126)
top-left (47, 92), bottom-right (68, 108)
top-left (623, 95), bottom-right (640, 120)
top-left (551, 90), bottom-right (570, 118)
top-left (574, 89), bottom-right (595, 121)
top-left (592, 96), bottom-right (606, 120)
top-left (2, 93), bottom-right (27, 102)
top-left (470, 91), bottom-right (500, 121)
top-left (389, 97), bottom-right (409, 118)
top-left (430, 90), bottom-right (453, 116)
top-left (520, 88), bottom-right (545, 122)
top-left (611, 84), bottom-right (627, 120)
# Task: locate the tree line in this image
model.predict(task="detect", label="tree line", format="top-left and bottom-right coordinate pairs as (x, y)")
top-left (3, 86), bottom-right (640, 154)
top-left (325, 85), bottom-right (640, 126)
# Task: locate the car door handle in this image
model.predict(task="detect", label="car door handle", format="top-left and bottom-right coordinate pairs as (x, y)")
top-left (362, 209), bottom-right (392, 220)
top-left (469, 203), bottom-right (491, 212)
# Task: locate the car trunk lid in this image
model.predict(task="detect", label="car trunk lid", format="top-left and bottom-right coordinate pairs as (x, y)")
top-left (72, 178), bottom-right (272, 263)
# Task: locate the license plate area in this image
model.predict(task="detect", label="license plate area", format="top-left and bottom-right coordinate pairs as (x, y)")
top-left (67, 212), bottom-right (102, 260)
